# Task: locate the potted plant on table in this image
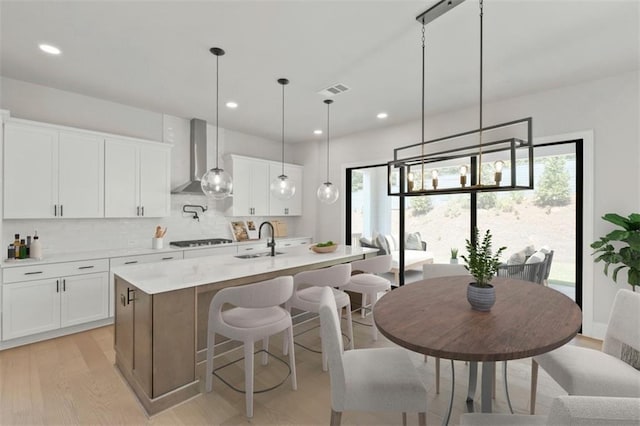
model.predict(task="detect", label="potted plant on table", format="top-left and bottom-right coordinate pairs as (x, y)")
top-left (591, 213), bottom-right (640, 290)
top-left (461, 228), bottom-right (507, 311)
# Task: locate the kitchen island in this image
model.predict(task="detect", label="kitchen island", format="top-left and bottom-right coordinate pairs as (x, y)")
top-left (113, 244), bottom-right (375, 416)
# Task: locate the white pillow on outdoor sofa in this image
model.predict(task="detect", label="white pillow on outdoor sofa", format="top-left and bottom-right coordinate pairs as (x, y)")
top-left (405, 232), bottom-right (424, 250)
top-left (526, 250), bottom-right (546, 264)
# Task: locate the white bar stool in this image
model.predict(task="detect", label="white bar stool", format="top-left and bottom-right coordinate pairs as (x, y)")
top-left (205, 276), bottom-right (297, 418)
top-left (340, 254), bottom-right (392, 341)
top-left (285, 263), bottom-right (353, 371)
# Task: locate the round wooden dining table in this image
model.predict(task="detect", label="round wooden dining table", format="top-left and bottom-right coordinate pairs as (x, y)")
top-left (373, 276), bottom-right (582, 423)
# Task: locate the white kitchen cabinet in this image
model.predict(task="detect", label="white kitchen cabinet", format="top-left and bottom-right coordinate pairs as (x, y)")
top-left (60, 272), bottom-right (109, 327)
top-left (2, 278), bottom-right (60, 339)
top-left (228, 155), bottom-right (270, 216)
top-left (183, 245), bottom-right (237, 259)
top-left (3, 122), bottom-right (104, 219)
top-left (109, 251), bottom-right (184, 316)
top-left (269, 163), bottom-right (303, 216)
top-left (277, 237), bottom-right (312, 248)
top-left (237, 241), bottom-right (272, 255)
top-left (105, 138), bottom-right (171, 218)
top-left (2, 258), bottom-right (109, 340)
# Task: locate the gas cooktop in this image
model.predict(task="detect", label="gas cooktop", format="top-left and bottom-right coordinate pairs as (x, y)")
top-left (169, 238), bottom-right (233, 248)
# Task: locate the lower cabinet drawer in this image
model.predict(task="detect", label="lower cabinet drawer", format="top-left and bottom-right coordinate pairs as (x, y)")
top-left (110, 251), bottom-right (184, 268)
top-left (3, 258), bottom-right (109, 284)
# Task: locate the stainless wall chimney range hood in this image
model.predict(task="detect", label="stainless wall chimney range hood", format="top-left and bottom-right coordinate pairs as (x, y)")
top-left (171, 118), bottom-right (209, 194)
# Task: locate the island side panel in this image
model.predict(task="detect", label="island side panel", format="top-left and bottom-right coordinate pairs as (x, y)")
top-left (133, 286), bottom-right (153, 396)
top-left (114, 277), bottom-right (134, 371)
top-left (153, 287), bottom-right (196, 397)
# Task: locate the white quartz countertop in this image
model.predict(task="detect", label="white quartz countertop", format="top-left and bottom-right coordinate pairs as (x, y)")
top-left (0, 237), bottom-right (311, 269)
top-left (113, 245), bottom-right (376, 295)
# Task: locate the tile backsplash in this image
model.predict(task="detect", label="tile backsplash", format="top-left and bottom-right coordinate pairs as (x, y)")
top-left (2, 193), bottom-right (298, 256)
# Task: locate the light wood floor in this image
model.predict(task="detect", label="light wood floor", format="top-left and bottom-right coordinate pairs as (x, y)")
top-left (0, 313), bottom-right (600, 425)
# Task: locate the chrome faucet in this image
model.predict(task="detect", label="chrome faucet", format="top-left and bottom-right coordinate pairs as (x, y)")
top-left (258, 221), bottom-right (276, 257)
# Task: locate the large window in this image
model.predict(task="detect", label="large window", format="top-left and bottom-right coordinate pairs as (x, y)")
top-left (347, 140), bottom-right (581, 302)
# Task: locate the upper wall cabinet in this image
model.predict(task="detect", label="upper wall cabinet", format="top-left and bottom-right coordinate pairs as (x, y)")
top-left (105, 138), bottom-right (171, 218)
top-left (3, 122), bottom-right (104, 219)
top-left (269, 162), bottom-right (303, 216)
top-left (228, 155), bottom-right (270, 217)
top-left (226, 155), bottom-right (304, 217)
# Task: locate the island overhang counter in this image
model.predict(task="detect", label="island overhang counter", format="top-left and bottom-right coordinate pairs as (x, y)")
top-left (113, 244), bottom-right (375, 416)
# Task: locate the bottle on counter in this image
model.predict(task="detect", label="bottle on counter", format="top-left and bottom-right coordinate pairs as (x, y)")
top-left (30, 232), bottom-right (42, 260)
top-left (19, 239), bottom-right (27, 259)
top-left (7, 244), bottom-right (15, 259)
top-left (26, 235), bottom-right (31, 257)
top-left (13, 234), bottom-right (21, 259)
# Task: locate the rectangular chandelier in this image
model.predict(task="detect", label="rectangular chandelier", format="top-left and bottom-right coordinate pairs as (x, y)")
top-left (387, 117), bottom-right (533, 197)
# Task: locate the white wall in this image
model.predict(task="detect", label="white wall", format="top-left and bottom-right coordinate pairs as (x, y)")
top-left (0, 77), bottom-right (304, 253)
top-left (301, 70), bottom-right (639, 336)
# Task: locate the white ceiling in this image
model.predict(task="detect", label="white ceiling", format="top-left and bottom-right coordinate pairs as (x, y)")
top-left (1, 0), bottom-right (638, 143)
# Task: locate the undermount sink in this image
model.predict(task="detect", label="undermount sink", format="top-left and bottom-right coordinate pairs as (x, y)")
top-left (235, 251), bottom-right (284, 259)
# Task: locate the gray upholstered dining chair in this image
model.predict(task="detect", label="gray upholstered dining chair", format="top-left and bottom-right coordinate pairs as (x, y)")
top-left (460, 395), bottom-right (640, 425)
top-left (530, 288), bottom-right (640, 414)
top-left (318, 287), bottom-right (428, 426)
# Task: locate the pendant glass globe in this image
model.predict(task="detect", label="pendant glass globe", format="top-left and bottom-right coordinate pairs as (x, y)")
top-left (201, 167), bottom-right (233, 200)
top-left (270, 174), bottom-right (295, 200)
top-left (317, 181), bottom-right (339, 205)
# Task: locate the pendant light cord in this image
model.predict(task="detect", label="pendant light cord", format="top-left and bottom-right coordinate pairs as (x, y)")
top-left (326, 101), bottom-right (331, 182)
top-left (478, 0), bottom-right (484, 183)
top-left (215, 53), bottom-right (220, 170)
top-left (420, 23), bottom-right (426, 189)
top-left (281, 82), bottom-right (285, 176)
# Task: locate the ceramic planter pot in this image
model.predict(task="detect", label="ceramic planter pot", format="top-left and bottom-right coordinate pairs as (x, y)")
top-left (467, 283), bottom-right (495, 311)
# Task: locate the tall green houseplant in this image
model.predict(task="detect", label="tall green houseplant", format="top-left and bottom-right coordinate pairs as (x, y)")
top-left (461, 228), bottom-right (506, 287)
top-left (591, 213), bottom-right (640, 289)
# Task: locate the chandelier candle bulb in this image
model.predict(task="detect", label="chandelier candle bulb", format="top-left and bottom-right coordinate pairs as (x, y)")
top-left (494, 160), bottom-right (504, 185)
top-left (431, 169), bottom-right (439, 190)
top-left (460, 165), bottom-right (468, 187)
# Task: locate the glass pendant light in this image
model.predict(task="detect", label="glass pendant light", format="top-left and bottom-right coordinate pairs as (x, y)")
top-left (270, 78), bottom-right (296, 200)
top-left (317, 99), bottom-right (339, 205)
top-left (201, 47), bottom-right (233, 200)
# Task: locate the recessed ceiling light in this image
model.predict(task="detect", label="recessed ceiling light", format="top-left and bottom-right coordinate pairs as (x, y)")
top-left (39, 43), bottom-right (61, 55)
top-left (225, 101), bottom-right (238, 109)
top-left (377, 112), bottom-right (388, 119)
top-left (313, 129), bottom-right (323, 135)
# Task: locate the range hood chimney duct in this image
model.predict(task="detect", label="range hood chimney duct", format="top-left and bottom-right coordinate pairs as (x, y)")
top-left (171, 118), bottom-right (209, 194)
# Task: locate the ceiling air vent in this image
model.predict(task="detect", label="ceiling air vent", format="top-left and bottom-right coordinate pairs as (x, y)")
top-left (317, 83), bottom-right (350, 97)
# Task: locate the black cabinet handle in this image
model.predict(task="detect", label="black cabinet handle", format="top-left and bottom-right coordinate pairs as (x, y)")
top-left (78, 265), bottom-right (94, 270)
top-left (136, 206), bottom-right (140, 216)
top-left (141, 206), bottom-right (144, 216)
top-left (162, 257), bottom-right (174, 260)
top-left (24, 271), bottom-right (43, 275)
top-left (54, 205), bottom-right (57, 217)
top-left (63, 279), bottom-right (66, 292)
top-left (60, 204), bottom-right (63, 217)
top-left (56, 280), bottom-right (59, 293)
top-left (124, 261), bottom-right (138, 265)
top-left (126, 287), bottom-right (136, 304)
